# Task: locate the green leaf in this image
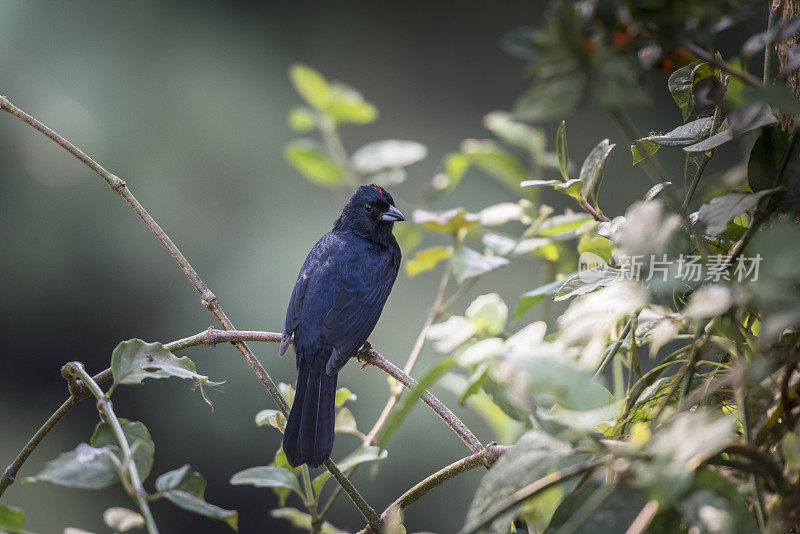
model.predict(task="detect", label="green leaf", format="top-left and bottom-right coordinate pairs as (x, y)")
top-left (412, 207), bottom-right (480, 234)
top-left (514, 279), bottom-right (566, 321)
top-left (26, 444), bottom-right (118, 489)
top-left (580, 139), bottom-right (615, 206)
top-left (465, 293), bottom-right (508, 337)
top-left (458, 139), bottom-right (529, 190)
top-left (483, 111), bottom-right (544, 151)
top-left (684, 104), bottom-right (776, 152)
top-left (554, 178), bottom-right (583, 200)
top-left (334, 387), bottom-right (357, 407)
top-left (271, 508), bottom-right (347, 534)
top-left (0, 503), bottom-right (24, 531)
top-left (103, 507), bottom-right (144, 532)
top-left (90, 420), bottom-right (155, 481)
top-left (378, 358), bottom-right (457, 449)
top-left (404, 246), bottom-right (453, 277)
top-left (577, 234), bottom-right (613, 263)
top-left (326, 82), bottom-right (377, 124)
top-left (111, 339), bottom-right (209, 386)
top-left (536, 213), bottom-right (592, 237)
top-left (780, 432), bottom-right (800, 472)
top-left (451, 246), bottom-right (510, 284)
top-left (229, 466), bottom-right (303, 500)
top-left (520, 179), bottom-right (561, 188)
top-left (311, 445), bottom-right (388, 495)
top-left (287, 107), bottom-right (316, 132)
top-left (289, 64), bottom-right (330, 110)
top-left (547, 482), bottom-right (648, 534)
top-left (696, 189), bottom-right (777, 237)
top-left (254, 409), bottom-right (286, 432)
top-left (284, 140), bottom-right (343, 187)
top-left (678, 470), bottom-right (759, 534)
top-left (556, 120), bottom-right (569, 179)
top-left (157, 465), bottom-right (238, 530)
top-left (668, 61), bottom-right (714, 121)
top-left (748, 125), bottom-right (790, 192)
top-left (631, 117), bottom-right (715, 165)
top-left (553, 267), bottom-right (622, 302)
top-left (427, 316), bottom-right (476, 354)
top-left (465, 431), bottom-right (584, 533)
top-left (350, 140), bottom-right (426, 174)
top-left (334, 407), bottom-right (361, 437)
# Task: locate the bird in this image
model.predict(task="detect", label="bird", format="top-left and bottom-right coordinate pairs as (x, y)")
top-left (280, 184), bottom-right (404, 468)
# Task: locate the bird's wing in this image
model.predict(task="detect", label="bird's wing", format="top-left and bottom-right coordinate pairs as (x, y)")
top-left (280, 271), bottom-right (310, 356)
top-left (321, 255), bottom-right (399, 375)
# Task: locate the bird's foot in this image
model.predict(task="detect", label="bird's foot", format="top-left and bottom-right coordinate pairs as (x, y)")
top-left (356, 341), bottom-right (373, 369)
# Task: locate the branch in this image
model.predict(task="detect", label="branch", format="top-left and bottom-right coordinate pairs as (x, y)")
top-left (458, 458), bottom-right (602, 534)
top-left (0, 95), bottom-right (378, 530)
top-left (684, 42), bottom-right (763, 87)
top-left (578, 199), bottom-right (611, 223)
top-left (0, 368), bottom-right (112, 498)
top-left (62, 362), bottom-right (158, 534)
top-left (381, 444), bottom-right (509, 519)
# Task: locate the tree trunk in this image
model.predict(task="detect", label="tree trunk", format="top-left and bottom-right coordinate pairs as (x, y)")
top-left (777, 0), bottom-right (800, 130)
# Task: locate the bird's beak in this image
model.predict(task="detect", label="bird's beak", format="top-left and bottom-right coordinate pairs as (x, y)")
top-left (381, 205), bottom-right (405, 222)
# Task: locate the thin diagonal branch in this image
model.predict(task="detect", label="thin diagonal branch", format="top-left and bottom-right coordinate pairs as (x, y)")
top-left (0, 95), bottom-right (379, 531)
top-left (381, 444), bottom-right (509, 519)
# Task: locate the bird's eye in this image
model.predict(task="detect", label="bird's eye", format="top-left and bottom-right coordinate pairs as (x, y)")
top-left (364, 203), bottom-right (373, 213)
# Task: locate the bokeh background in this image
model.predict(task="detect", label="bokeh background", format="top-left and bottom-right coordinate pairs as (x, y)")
top-left (0, 1), bottom-right (755, 532)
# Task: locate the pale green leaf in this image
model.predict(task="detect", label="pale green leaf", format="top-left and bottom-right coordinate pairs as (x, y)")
top-left (157, 465), bottom-right (238, 530)
top-left (90, 419), bottom-right (154, 481)
top-left (580, 139), bottom-right (615, 206)
top-left (451, 246), bottom-right (510, 284)
top-left (351, 140), bottom-right (426, 174)
top-left (271, 508), bottom-right (347, 534)
top-left (0, 503), bottom-right (24, 531)
top-left (287, 107), bottom-right (316, 132)
top-left (668, 61), bottom-right (714, 121)
top-left (556, 120), bottom-right (569, 179)
top-left (405, 246), bottom-right (453, 277)
top-left (26, 444), bottom-right (118, 489)
top-left (111, 339), bottom-right (208, 386)
top-left (465, 293), bottom-right (508, 337)
top-left (289, 64), bottom-right (330, 110)
top-left (284, 140), bottom-right (343, 187)
top-left (103, 508), bottom-right (144, 532)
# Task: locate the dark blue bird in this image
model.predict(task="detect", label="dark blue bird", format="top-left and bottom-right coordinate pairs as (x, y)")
top-left (280, 185), bottom-right (404, 468)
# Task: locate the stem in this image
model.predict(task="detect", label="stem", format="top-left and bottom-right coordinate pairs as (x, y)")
top-left (299, 466), bottom-right (321, 533)
top-left (578, 199), bottom-right (610, 223)
top-left (458, 459), bottom-right (602, 534)
top-left (63, 363), bottom-right (158, 534)
top-left (319, 117), bottom-right (358, 187)
top-left (652, 326), bottom-right (706, 426)
top-left (0, 368), bottom-right (112, 498)
top-left (681, 72), bottom-right (726, 214)
top-left (684, 42), bottom-right (762, 87)
top-left (0, 95), bottom-right (375, 525)
top-left (625, 500), bottom-right (659, 534)
top-left (363, 260), bottom-right (452, 446)
top-left (381, 444), bottom-right (508, 519)
top-left (737, 390), bottom-right (768, 534)
top-left (594, 319), bottom-right (633, 377)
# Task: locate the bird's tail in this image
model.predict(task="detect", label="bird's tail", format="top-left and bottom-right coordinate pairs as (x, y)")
top-left (283, 356), bottom-right (337, 468)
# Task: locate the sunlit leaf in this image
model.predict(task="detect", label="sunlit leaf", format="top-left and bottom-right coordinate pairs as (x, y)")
top-left (334, 387), bottom-right (357, 407)
top-left (479, 202), bottom-right (524, 226)
top-left (556, 120), bottom-right (569, 179)
top-left (350, 140), bottom-right (426, 174)
top-left (334, 407), bottom-right (362, 437)
top-left (289, 64), bottom-right (331, 110)
top-left (405, 246), bottom-right (453, 277)
top-left (284, 140), bottom-right (343, 187)
top-left (0, 503), bottom-right (24, 531)
top-left (326, 82), bottom-right (377, 124)
top-left (271, 508), bottom-right (347, 534)
top-left (580, 139), bottom-right (615, 206)
top-left (412, 207), bottom-right (480, 234)
top-left (157, 465), bottom-right (238, 530)
top-left (287, 107), bottom-right (316, 132)
top-left (465, 293), bottom-right (508, 337)
top-left (103, 508), bottom-right (143, 532)
top-left (451, 246), bottom-right (510, 284)
top-left (631, 117), bottom-right (714, 165)
top-left (229, 465), bottom-right (303, 500)
top-left (427, 316), bottom-right (476, 353)
top-left (536, 213), bottom-right (592, 237)
top-left (684, 104), bottom-right (776, 152)
top-left (254, 409), bottom-right (286, 433)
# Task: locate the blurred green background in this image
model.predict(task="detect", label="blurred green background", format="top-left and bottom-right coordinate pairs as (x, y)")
top-left (0, 1), bottom-right (737, 532)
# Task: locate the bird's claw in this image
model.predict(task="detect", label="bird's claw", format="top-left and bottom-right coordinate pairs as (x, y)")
top-left (356, 341), bottom-right (373, 370)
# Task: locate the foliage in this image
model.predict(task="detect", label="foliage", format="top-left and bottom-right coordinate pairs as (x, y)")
top-left (3, 2), bottom-right (800, 533)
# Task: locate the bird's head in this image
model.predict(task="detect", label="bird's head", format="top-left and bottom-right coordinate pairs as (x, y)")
top-left (336, 184), bottom-right (405, 238)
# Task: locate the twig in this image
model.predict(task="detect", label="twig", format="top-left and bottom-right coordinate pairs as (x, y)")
top-left (458, 459), bottom-right (602, 534)
top-left (0, 95), bottom-right (378, 529)
top-left (737, 390), bottom-right (767, 534)
top-left (578, 198), bottom-right (611, 223)
top-left (0, 368), bottom-right (112, 498)
top-left (625, 500), bottom-right (659, 534)
top-left (594, 318), bottom-right (633, 377)
top-left (380, 444), bottom-right (508, 519)
top-left (62, 362), bottom-right (159, 534)
top-left (684, 42), bottom-right (762, 87)
top-left (681, 70), bottom-right (726, 214)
